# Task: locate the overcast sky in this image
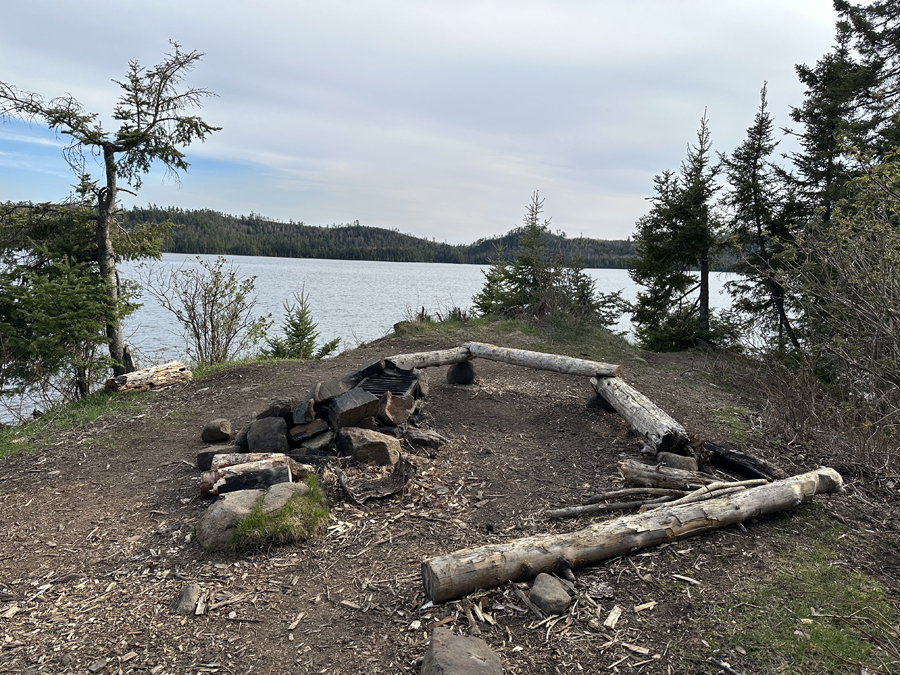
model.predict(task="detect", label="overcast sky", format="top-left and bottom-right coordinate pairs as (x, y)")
top-left (1, 1), bottom-right (839, 244)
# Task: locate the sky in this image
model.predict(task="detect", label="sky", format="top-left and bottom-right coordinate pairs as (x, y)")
top-left (0, 1), bottom-right (839, 244)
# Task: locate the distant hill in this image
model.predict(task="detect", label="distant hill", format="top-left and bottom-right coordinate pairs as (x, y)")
top-left (123, 205), bottom-right (636, 268)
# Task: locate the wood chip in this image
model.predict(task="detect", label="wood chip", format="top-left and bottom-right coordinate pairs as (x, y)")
top-left (603, 605), bottom-right (622, 629)
top-left (672, 574), bottom-right (702, 586)
top-left (122, 652), bottom-right (138, 662)
top-left (339, 600), bottom-right (361, 610)
top-left (634, 601), bottom-right (658, 612)
top-left (622, 642), bottom-right (650, 655)
top-left (288, 611), bottom-right (306, 631)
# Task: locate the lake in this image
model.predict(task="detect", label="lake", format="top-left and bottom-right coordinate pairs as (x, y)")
top-left (119, 253), bottom-right (738, 365)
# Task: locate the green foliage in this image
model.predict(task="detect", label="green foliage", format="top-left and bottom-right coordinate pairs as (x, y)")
top-left (630, 115), bottom-right (725, 351)
top-left (141, 256), bottom-right (272, 366)
top-left (124, 205), bottom-right (637, 268)
top-left (231, 475), bottom-right (329, 550)
top-left (473, 192), bottom-right (622, 326)
top-left (263, 289), bottom-right (340, 360)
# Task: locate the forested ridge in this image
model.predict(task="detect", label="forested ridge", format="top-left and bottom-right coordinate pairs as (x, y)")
top-left (123, 205), bottom-right (636, 268)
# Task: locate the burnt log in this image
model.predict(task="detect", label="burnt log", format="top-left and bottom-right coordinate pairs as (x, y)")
top-left (704, 441), bottom-right (788, 480)
top-left (421, 467), bottom-right (843, 603)
top-left (591, 376), bottom-right (690, 453)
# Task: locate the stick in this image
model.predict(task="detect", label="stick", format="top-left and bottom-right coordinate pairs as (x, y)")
top-left (548, 496), bottom-right (677, 520)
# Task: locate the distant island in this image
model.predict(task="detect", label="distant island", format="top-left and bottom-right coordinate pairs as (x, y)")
top-left (124, 206), bottom-right (636, 269)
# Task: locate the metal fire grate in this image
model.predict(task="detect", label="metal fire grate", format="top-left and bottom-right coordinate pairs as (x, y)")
top-left (358, 369), bottom-right (419, 398)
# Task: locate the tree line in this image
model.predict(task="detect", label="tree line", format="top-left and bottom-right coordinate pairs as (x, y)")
top-left (122, 205), bottom-right (637, 268)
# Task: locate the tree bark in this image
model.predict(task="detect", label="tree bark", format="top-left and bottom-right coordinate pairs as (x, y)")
top-left (104, 361), bottom-right (192, 392)
top-left (464, 342), bottom-right (621, 378)
top-left (385, 347), bottom-right (472, 371)
top-left (617, 458), bottom-right (716, 489)
top-left (591, 377), bottom-right (690, 452)
top-left (421, 467), bottom-right (843, 603)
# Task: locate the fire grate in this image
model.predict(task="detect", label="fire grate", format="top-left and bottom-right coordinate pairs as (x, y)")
top-left (358, 369), bottom-right (419, 398)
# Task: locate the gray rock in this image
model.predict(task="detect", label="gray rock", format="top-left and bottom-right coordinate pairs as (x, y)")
top-left (326, 388), bottom-right (380, 429)
top-left (414, 368), bottom-right (429, 397)
top-left (446, 361), bottom-right (476, 385)
top-left (195, 489), bottom-right (264, 551)
top-left (529, 573), bottom-right (571, 616)
top-left (289, 418), bottom-right (330, 444)
top-left (256, 397), bottom-right (296, 422)
top-left (421, 628), bottom-right (503, 675)
top-left (300, 431), bottom-right (336, 455)
top-left (262, 482), bottom-right (310, 514)
top-left (291, 397), bottom-right (316, 425)
top-left (306, 379), bottom-right (346, 406)
top-left (176, 583), bottom-right (202, 614)
top-left (657, 452), bottom-right (698, 472)
top-left (355, 416), bottom-right (379, 431)
top-left (201, 418), bottom-right (231, 443)
top-left (337, 428), bottom-right (400, 465)
top-left (406, 428), bottom-right (448, 449)
top-left (377, 392), bottom-right (416, 425)
top-left (233, 423), bottom-right (251, 452)
top-left (247, 417), bottom-right (289, 455)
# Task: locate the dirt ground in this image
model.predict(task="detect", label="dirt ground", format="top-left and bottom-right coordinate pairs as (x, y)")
top-left (0, 331), bottom-right (897, 674)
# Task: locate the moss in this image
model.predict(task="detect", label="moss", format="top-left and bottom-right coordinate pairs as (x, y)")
top-left (231, 475), bottom-right (329, 550)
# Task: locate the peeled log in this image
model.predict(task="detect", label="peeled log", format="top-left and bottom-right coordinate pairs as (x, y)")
top-left (105, 361), bottom-right (192, 393)
top-left (464, 342), bottom-right (621, 378)
top-left (591, 376), bottom-right (690, 452)
top-left (421, 467), bottom-right (843, 603)
top-left (386, 347), bottom-right (472, 371)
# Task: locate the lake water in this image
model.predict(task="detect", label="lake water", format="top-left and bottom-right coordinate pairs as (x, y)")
top-left (118, 253), bottom-right (737, 365)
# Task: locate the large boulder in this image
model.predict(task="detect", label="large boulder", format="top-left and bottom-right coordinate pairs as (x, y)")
top-left (195, 489), bottom-right (264, 552)
top-left (246, 417), bottom-right (289, 455)
top-left (421, 628), bottom-right (503, 675)
top-left (336, 428), bottom-right (400, 465)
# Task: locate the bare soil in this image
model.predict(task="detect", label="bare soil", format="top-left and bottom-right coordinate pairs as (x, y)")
top-left (1, 331), bottom-right (897, 674)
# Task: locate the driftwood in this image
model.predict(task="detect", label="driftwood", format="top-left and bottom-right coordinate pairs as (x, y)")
top-left (420, 467), bottom-right (843, 603)
top-left (618, 458), bottom-right (716, 490)
top-left (104, 361), bottom-right (192, 392)
top-left (704, 441), bottom-right (788, 480)
top-left (386, 347), bottom-right (472, 371)
top-left (591, 376), bottom-right (690, 452)
top-left (464, 342), bottom-right (621, 378)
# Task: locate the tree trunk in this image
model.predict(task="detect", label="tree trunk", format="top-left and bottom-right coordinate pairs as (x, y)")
top-left (104, 361), bottom-right (192, 392)
top-left (420, 467), bottom-right (843, 603)
top-left (385, 347), bottom-right (472, 371)
top-left (464, 342), bottom-right (621, 378)
top-left (97, 144), bottom-right (130, 377)
top-left (698, 250), bottom-right (710, 333)
top-left (590, 377), bottom-right (690, 452)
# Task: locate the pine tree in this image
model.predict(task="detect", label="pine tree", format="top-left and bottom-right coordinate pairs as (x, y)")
top-left (630, 115), bottom-right (722, 351)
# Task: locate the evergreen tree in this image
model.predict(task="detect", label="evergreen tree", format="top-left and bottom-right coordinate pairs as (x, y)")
top-left (630, 115), bottom-right (722, 351)
top-left (720, 84), bottom-right (802, 350)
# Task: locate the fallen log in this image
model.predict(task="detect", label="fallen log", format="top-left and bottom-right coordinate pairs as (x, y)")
top-left (547, 495), bottom-right (677, 520)
top-left (385, 347), bottom-right (472, 371)
top-left (618, 458), bottom-right (716, 490)
top-left (104, 361), bottom-right (192, 392)
top-left (464, 342), bottom-right (621, 378)
top-left (591, 376), bottom-right (690, 453)
top-left (421, 467), bottom-right (843, 603)
top-left (704, 441), bottom-right (788, 480)
top-left (200, 457), bottom-right (304, 497)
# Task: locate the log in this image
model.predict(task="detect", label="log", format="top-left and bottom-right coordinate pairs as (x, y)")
top-left (200, 457), bottom-right (298, 497)
top-left (104, 361), bottom-right (192, 392)
top-left (591, 376), bottom-right (690, 452)
top-left (420, 467), bottom-right (843, 603)
top-left (703, 441), bottom-right (788, 480)
top-left (464, 342), bottom-right (621, 378)
top-left (618, 458), bottom-right (716, 490)
top-left (385, 347), bottom-right (472, 371)
top-left (547, 495), bottom-right (677, 519)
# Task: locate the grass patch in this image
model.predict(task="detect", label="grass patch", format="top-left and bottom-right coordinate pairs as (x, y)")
top-left (708, 405), bottom-right (751, 444)
top-left (0, 389), bottom-right (144, 459)
top-left (231, 475), bottom-right (329, 550)
top-left (703, 506), bottom-right (900, 674)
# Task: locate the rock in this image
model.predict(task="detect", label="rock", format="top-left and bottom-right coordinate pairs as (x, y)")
top-left (446, 360), bottom-right (476, 385)
top-left (356, 416), bottom-right (379, 431)
top-left (233, 423), bottom-right (251, 451)
top-left (529, 573), bottom-right (571, 616)
top-left (379, 425), bottom-right (404, 438)
top-left (197, 449), bottom-right (219, 472)
top-left (289, 419), bottom-right (330, 444)
top-left (421, 628), bottom-right (503, 675)
top-left (306, 379), bottom-right (347, 407)
top-left (326, 388), bottom-right (380, 429)
top-left (657, 452), bottom-right (698, 472)
top-left (300, 431), bottom-right (336, 455)
top-left (414, 368), bottom-right (429, 397)
top-left (246, 417), bottom-right (289, 455)
top-left (291, 397), bottom-right (316, 425)
top-left (176, 583), bottom-right (202, 614)
top-left (196, 489), bottom-right (264, 551)
top-left (337, 428), bottom-right (400, 465)
top-left (256, 397), bottom-right (296, 422)
top-left (262, 482), bottom-right (310, 514)
top-left (201, 418), bottom-right (231, 443)
top-left (342, 358), bottom-right (385, 389)
top-left (405, 428), bottom-right (448, 449)
top-left (377, 392), bottom-right (416, 425)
